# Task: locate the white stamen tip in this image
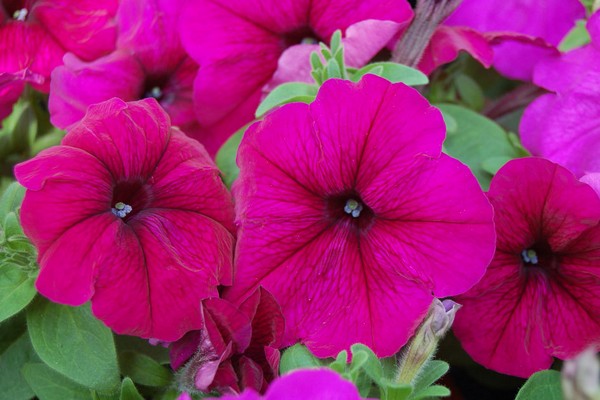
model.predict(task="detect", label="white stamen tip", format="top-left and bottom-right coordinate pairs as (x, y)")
top-left (112, 202), bottom-right (133, 218)
top-left (521, 249), bottom-right (539, 265)
top-left (13, 8), bottom-right (28, 21)
top-left (344, 199), bottom-right (363, 218)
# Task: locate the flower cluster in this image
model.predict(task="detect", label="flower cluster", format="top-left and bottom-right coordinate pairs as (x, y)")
top-left (1, 0), bottom-right (600, 399)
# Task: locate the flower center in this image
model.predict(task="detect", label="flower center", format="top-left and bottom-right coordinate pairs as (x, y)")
top-left (521, 249), bottom-right (538, 265)
top-left (12, 7), bottom-right (27, 20)
top-left (519, 240), bottom-right (559, 276)
top-left (142, 76), bottom-right (169, 102)
top-left (326, 191), bottom-right (375, 233)
top-left (282, 26), bottom-right (319, 47)
top-left (111, 179), bottom-right (152, 221)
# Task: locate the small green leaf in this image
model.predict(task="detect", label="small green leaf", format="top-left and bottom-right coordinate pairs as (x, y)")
top-left (411, 360), bottom-right (449, 395)
top-left (279, 344), bottom-right (322, 374)
top-left (437, 103), bottom-right (522, 190)
top-left (350, 344), bottom-right (383, 382)
top-left (119, 378), bottom-right (144, 400)
top-left (381, 382), bottom-right (413, 400)
top-left (119, 351), bottom-right (172, 387)
top-left (0, 182), bottom-right (25, 219)
top-left (255, 83), bottom-right (318, 118)
top-left (326, 58), bottom-right (343, 79)
top-left (31, 129), bottom-right (65, 155)
top-left (559, 19), bottom-right (591, 51)
top-left (329, 30), bottom-right (342, 54)
top-left (0, 332), bottom-right (37, 400)
top-left (411, 384), bottom-right (450, 399)
top-left (329, 350), bottom-right (348, 374)
top-left (0, 264), bottom-right (36, 323)
top-left (27, 300), bottom-right (120, 392)
top-left (352, 63), bottom-right (429, 86)
top-left (455, 74), bottom-right (485, 111)
top-left (515, 370), bottom-right (562, 400)
top-left (215, 125), bottom-right (247, 188)
top-left (22, 363), bottom-right (91, 400)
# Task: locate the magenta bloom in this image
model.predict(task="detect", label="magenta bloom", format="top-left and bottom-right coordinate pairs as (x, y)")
top-left (15, 98), bottom-right (235, 341)
top-left (453, 158), bottom-right (600, 378)
top-left (171, 288), bottom-right (284, 395)
top-left (230, 75), bottom-right (496, 358)
top-left (48, 0), bottom-right (204, 151)
top-left (179, 0), bottom-right (413, 151)
top-left (207, 369), bottom-right (363, 400)
top-left (520, 12), bottom-right (600, 177)
top-left (445, 0), bottom-right (585, 80)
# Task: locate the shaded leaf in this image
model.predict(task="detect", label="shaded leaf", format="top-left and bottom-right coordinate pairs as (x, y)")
top-left (215, 125), bottom-right (247, 188)
top-left (515, 370), bottom-right (562, 400)
top-left (0, 263), bottom-right (36, 323)
top-left (119, 378), bottom-right (144, 400)
top-left (0, 332), bottom-right (37, 400)
top-left (119, 351), bottom-right (172, 388)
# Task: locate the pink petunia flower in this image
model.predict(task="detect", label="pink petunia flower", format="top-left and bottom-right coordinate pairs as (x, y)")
top-left (206, 368), bottom-right (364, 400)
top-left (14, 98), bottom-right (235, 341)
top-left (520, 12), bottom-right (600, 177)
top-left (179, 0), bottom-right (414, 152)
top-left (453, 158), bottom-right (600, 378)
top-left (445, 0), bottom-right (585, 81)
top-left (170, 288), bottom-right (284, 395)
top-left (230, 75), bottom-right (496, 358)
top-left (48, 0), bottom-right (207, 152)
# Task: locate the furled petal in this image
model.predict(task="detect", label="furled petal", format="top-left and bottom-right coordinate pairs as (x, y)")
top-left (61, 98), bottom-right (170, 179)
top-left (49, 51), bottom-right (144, 129)
top-left (521, 92), bottom-right (600, 178)
top-left (238, 288), bottom-right (285, 349)
top-left (204, 298), bottom-right (253, 355)
top-left (32, 0), bottom-right (118, 61)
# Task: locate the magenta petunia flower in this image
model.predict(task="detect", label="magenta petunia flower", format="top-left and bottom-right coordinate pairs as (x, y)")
top-left (48, 0), bottom-right (207, 151)
top-left (170, 288), bottom-right (284, 395)
top-left (520, 12), bottom-right (600, 177)
top-left (14, 98), bottom-right (235, 341)
top-left (453, 158), bottom-right (600, 378)
top-left (206, 369), bottom-right (364, 400)
top-left (230, 75), bottom-right (496, 358)
top-left (445, 0), bottom-right (585, 80)
top-left (179, 0), bottom-right (414, 151)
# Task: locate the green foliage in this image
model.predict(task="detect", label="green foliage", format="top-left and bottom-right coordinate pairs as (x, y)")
top-left (0, 331), bottom-right (37, 400)
top-left (437, 103), bottom-right (526, 190)
top-left (281, 344), bottom-right (450, 400)
top-left (215, 125), bottom-right (248, 188)
top-left (515, 370), bottom-right (562, 400)
top-left (255, 83), bottom-right (318, 118)
top-left (560, 19), bottom-right (591, 51)
top-left (352, 63), bottom-right (428, 86)
top-left (119, 351), bottom-right (173, 387)
top-left (27, 299), bottom-right (121, 392)
top-left (119, 378), bottom-right (145, 400)
top-left (22, 363), bottom-right (92, 400)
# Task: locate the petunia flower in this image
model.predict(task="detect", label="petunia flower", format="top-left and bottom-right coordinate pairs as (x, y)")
top-left (520, 12), bottom-right (600, 177)
top-left (453, 157), bottom-right (600, 378)
top-left (14, 98), bottom-right (235, 341)
top-left (445, 0), bottom-right (585, 81)
top-left (230, 74), bottom-right (496, 358)
top-left (205, 368), bottom-right (364, 400)
top-left (48, 0), bottom-right (206, 152)
top-left (171, 287), bottom-right (284, 395)
top-left (178, 0), bottom-right (414, 152)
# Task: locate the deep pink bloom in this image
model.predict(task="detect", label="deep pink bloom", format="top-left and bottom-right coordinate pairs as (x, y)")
top-left (520, 13), bottom-right (600, 177)
top-left (230, 75), bottom-right (496, 358)
top-left (170, 288), bottom-right (284, 395)
top-left (445, 0), bottom-right (585, 80)
top-left (179, 0), bottom-right (414, 151)
top-left (48, 0), bottom-right (206, 151)
top-left (14, 98), bottom-right (235, 341)
top-left (453, 158), bottom-right (600, 378)
top-left (207, 369), bottom-right (363, 400)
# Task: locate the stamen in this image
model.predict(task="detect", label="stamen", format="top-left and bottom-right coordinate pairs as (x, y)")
top-left (112, 202), bottom-right (133, 218)
top-left (13, 8), bottom-right (28, 21)
top-left (344, 199), bottom-right (363, 218)
top-left (147, 86), bottom-right (163, 99)
top-left (521, 249), bottom-right (539, 265)
top-left (301, 37), bottom-right (318, 44)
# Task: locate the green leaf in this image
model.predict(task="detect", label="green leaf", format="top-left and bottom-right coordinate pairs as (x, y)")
top-left (0, 182), bottom-right (25, 219)
top-left (31, 129), bottom-right (65, 155)
top-left (255, 83), bottom-right (318, 118)
top-left (352, 63), bottom-right (429, 86)
top-left (559, 19), bottom-right (591, 51)
top-left (0, 263), bottom-right (36, 323)
top-left (329, 350), bottom-right (348, 374)
top-left (454, 74), bottom-right (485, 111)
top-left (22, 363), bottom-right (90, 400)
top-left (0, 332), bottom-right (37, 400)
top-left (437, 103), bottom-right (522, 190)
top-left (515, 370), bottom-right (562, 400)
top-left (350, 344), bottom-right (383, 382)
top-left (115, 335), bottom-right (171, 365)
top-left (119, 378), bottom-right (144, 400)
top-left (481, 156), bottom-right (513, 176)
top-left (119, 351), bottom-right (172, 387)
top-left (411, 384), bottom-right (450, 399)
top-left (329, 30), bottom-right (342, 54)
top-left (27, 300), bottom-right (120, 392)
top-left (411, 360), bottom-right (449, 395)
top-left (215, 125), bottom-right (247, 189)
top-left (381, 382), bottom-right (413, 400)
top-left (279, 344), bottom-right (322, 374)
top-left (326, 58), bottom-right (343, 79)
top-left (4, 212), bottom-right (36, 254)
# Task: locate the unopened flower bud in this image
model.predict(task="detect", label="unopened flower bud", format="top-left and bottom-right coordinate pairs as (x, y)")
top-left (562, 347), bottom-right (600, 400)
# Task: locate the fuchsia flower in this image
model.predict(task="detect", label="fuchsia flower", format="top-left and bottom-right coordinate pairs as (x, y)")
top-left (170, 288), bottom-right (284, 395)
top-left (205, 369), bottom-right (364, 400)
top-left (445, 0), bottom-right (585, 81)
top-left (179, 0), bottom-right (414, 151)
top-left (48, 0), bottom-right (205, 152)
top-left (520, 12), bottom-right (600, 177)
top-left (14, 98), bottom-right (235, 341)
top-left (230, 75), bottom-right (496, 358)
top-left (453, 158), bottom-right (600, 378)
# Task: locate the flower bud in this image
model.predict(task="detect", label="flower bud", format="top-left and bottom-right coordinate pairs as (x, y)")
top-left (562, 347), bottom-right (600, 400)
